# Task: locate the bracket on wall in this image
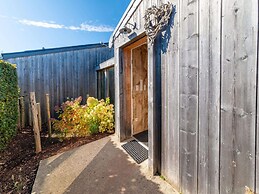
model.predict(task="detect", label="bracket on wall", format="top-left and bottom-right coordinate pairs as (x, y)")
top-left (144, 2), bottom-right (173, 44)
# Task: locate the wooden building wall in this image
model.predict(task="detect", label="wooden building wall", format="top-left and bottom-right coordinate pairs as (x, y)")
top-left (112, 0), bottom-right (258, 193)
top-left (3, 45), bottom-right (113, 126)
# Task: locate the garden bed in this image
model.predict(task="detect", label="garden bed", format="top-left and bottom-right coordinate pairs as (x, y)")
top-left (0, 127), bottom-right (110, 194)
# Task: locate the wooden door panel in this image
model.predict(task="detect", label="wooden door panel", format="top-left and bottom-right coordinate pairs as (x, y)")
top-left (132, 44), bottom-right (148, 135)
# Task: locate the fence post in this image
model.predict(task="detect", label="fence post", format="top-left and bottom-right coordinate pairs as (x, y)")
top-left (20, 96), bottom-right (25, 128)
top-left (37, 103), bottom-right (42, 132)
top-left (29, 92), bottom-right (42, 154)
top-left (46, 94), bottom-right (52, 137)
top-left (29, 98), bottom-right (32, 126)
top-left (17, 98), bottom-right (21, 130)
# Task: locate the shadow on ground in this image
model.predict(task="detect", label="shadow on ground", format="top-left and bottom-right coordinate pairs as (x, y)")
top-left (65, 140), bottom-right (163, 194)
top-left (32, 137), bottom-right (165, 194)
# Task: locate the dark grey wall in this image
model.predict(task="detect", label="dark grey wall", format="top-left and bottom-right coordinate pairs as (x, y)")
top-left (4, 44), bottom-right (114, 126)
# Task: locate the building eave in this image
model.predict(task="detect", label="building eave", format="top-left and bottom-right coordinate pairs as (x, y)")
top-left (109, 0), bottom-right (143, 48)
top-left (2, 43), bottom-right (109, 60)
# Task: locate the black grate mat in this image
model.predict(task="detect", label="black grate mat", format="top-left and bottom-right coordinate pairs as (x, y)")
top-left (122, 140), bottom-right (148, 164)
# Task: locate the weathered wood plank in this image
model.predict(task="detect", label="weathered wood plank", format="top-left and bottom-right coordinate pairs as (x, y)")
top-left (49, 55), bottom-right (55, 117)
top-left (23, 57), bottom-right (30, 125)
top-left (159, 0), bottom-right (180, 190)
top-left (20, 96), bottom-right (25, 128)
top-left (59, 53), bottom-right (63, 103)
top-left (46, 94), bottom-right (52, 137)
top-left (88, 49), bottom-right (96, 96)
top-left (148, 42), bottom-right (156, 174)
top-left (160, 31), bottom-right (168, 186)
top-left (122, 48), bottom-right (132, 138)
top-left (115, 47), bottom-right (123, 140)
top-left (30, 92), bottom-right (42, 154)
top-left (198, 0), bottom-right (221, 193)
top-left (179, 0), bottom-right (199, 193)
top-left (39, 55), bottom-right (45, 122)
top-left (257, 14), bottom-right (259, 193)
top-left (37, 103), bottom-right (42, 132)
top-left (131, 44), bottom-right (148, 135)
top-left (220, 0), bottom-right (257, 193)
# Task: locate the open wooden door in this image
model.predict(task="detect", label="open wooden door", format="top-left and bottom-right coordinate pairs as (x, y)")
top-left (131, 44), bottom-right (148, 135)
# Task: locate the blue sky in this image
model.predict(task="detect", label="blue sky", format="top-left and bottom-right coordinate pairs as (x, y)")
top-left (0, 0), bottom-right (131, 53)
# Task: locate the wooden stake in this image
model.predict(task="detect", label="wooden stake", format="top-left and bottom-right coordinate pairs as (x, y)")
top-left (17, 98), bottom-right (21, 130)
top-left (46, 94), bottom-right (52, 137)
top-left (29, 92), bottom-right (42, 154)
top-left (29, 99), bottom-right (32, 126)
top-left (20, 96), bottom-right (25, 128)
top-left (37, 103), bottom-right (42, 132)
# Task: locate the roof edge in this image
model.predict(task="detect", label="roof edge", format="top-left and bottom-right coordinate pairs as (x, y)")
top-left (109, 0), bottom-right (143, 47)
top-left (96, 57), bottom-right (115, 71)
top-left (2, 42), bottom-right (109, 60)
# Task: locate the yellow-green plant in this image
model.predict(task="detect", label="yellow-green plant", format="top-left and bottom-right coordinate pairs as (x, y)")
top-left (52, 96), bottom-right (114, 137)
top-left (86, 97), bottom-right (114, 134)
top-left (52, 96), bottom-right (89, 137)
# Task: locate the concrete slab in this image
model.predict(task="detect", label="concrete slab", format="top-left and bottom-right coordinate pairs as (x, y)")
top-left (32, 135), bottom-right (178, 194)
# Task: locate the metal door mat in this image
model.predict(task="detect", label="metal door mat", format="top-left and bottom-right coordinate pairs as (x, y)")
top-left (122, 140), bottom-right (148, 164)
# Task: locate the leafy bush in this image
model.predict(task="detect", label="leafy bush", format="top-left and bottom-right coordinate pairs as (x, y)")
top-left (52, 96), bottom-right (114, 137)
top-left (86, 97), bottom-right (114, 134)
top-left (0, 60), bottom-right (19, 150)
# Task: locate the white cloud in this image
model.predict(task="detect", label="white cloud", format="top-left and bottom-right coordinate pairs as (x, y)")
top-left (19, 19), bottom-right (64, 29)
top-left (79, 23), bottom-right (114, 32)
top-left (18, 19), bottom-right (114, 32)
top-left (66, 26), bottom-right (81, 30)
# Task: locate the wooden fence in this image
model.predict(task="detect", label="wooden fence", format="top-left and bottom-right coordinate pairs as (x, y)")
top-left (3, 44), bottom-right (114, 126)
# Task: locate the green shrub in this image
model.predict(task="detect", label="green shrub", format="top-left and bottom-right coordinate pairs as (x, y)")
top-left (86, 97), bottom-right (114, 134)
top-left (0, 60), bottom-right (19, 150)
top-left (52, 96), bottom-right (114, 137)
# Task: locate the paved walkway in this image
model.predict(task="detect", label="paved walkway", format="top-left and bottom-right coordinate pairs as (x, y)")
top-left (32, 135), bottom-right (178, 194)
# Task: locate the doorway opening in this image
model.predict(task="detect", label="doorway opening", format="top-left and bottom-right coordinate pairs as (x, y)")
top-left (122, 36), bottom-right (148, 147)
top-left (131, 43), bottom-right (148, 147)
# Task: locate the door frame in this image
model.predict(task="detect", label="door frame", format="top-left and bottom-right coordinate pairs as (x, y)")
top-left (117, 35), bottom-right (161, 175)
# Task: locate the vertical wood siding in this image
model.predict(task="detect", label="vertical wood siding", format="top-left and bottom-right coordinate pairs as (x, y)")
top-left (220, 0), bottom-right (257, 193)
top-left (113, 0), bottom-right (258, 193)
top-left (179, 0), bottom-right (199, 192)
top-left (198, 0), bottom-right (221, 193)
top-left (6, 46), bottom-right (113, 126)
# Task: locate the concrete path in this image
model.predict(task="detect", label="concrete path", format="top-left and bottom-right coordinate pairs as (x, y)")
top-left (32, 135), bottom-right (178, 194)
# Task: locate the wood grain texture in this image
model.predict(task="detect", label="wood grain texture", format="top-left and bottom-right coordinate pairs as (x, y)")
top-left (114, 47), bottom-right (123, 140)
top-left (37, 103), bottom-right (42, 132)
top-left (45, 94), bottom-right (52, 137)
top-left (123, 48), bottom-right (132, 139)
top-left (148, 42), bottom-right (157, 174)
top-left (179, 0), bottom-right (199, 193)
top-left (20, 96), bottom-right (25, 128)
top-left (6, 46), bottom-right (113, 125)
top-left (108, 0), bottom-right (259, 192)
top-left (132, 44), bottom-right (148, 135)
top-left (159, 0), bottom-right (180, 190)
top-left (29, 92), bottom-right (42, 154)
top-left (220, 0), bottom-right (257, 193)
top-left (198, 0), bottom-right (221, 193)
